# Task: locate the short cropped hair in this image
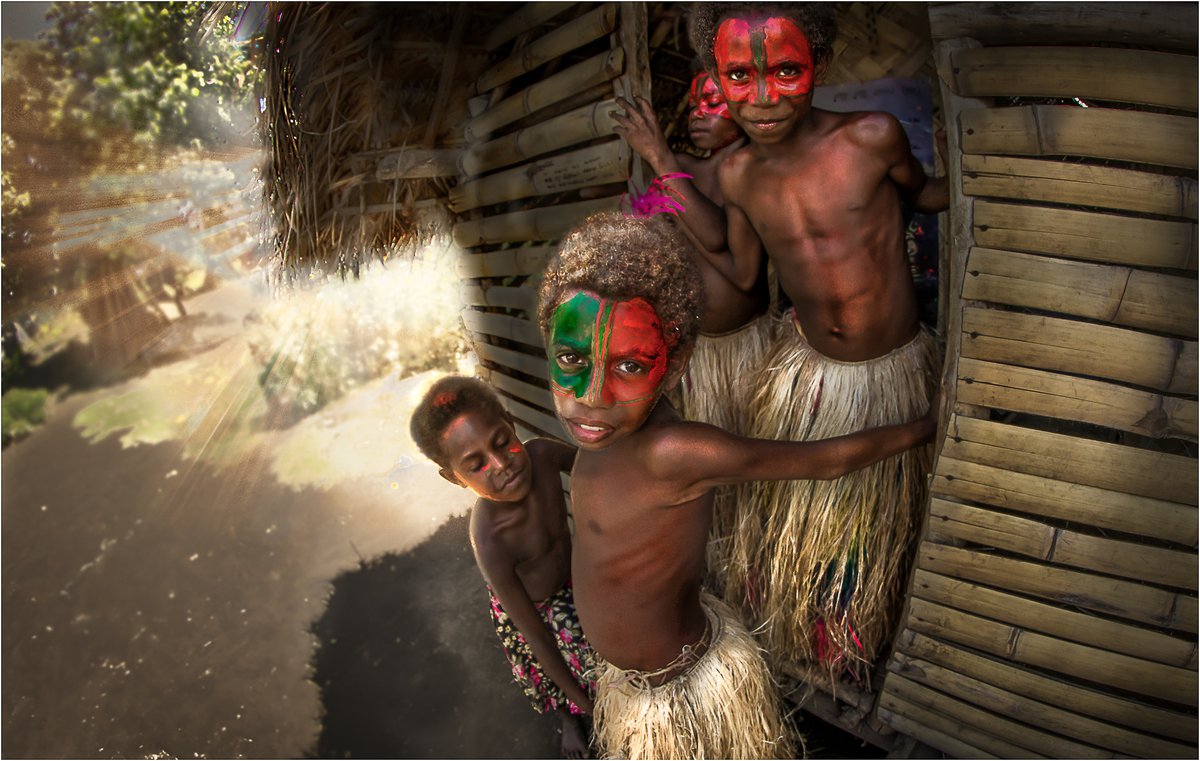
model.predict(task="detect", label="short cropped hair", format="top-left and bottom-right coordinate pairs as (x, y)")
top-left (687, 2), bottom-right (838, 74)
top-left (538, 212), bottom-right (704, 363)
top-left (410, 375), bottom-right (511, 468)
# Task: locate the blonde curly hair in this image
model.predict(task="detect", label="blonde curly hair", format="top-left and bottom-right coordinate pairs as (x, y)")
top-left (538, 212), bottom-right (704, 363)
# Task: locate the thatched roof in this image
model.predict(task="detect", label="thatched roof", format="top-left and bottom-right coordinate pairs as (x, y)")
top-left (259, 2), bottom-right (939, 276)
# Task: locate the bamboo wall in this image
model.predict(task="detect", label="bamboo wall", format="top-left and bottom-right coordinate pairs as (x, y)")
top-left (878, 4), bottom-right (1199, 757)
top-left (452, 2), bottom-right (648, 444)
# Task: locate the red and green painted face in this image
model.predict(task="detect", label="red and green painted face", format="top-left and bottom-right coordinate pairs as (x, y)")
top-left (689, 72), bottom-right (731, 121)
top-left (548, 290), bottom-right (671, 447)
top-left (714, 15), bottom-right (815, 106)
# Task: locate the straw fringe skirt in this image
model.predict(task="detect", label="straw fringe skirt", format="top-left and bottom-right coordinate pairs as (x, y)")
top-left (592, 594), bottom-right (796, 760)
top-left (729, 321), bottom-right (939, 682)
top-left (680, 315), bottom-right (774, 590)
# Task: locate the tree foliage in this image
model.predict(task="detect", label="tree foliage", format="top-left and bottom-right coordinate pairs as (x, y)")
top-left (8, 2), bottom-right (260, 152)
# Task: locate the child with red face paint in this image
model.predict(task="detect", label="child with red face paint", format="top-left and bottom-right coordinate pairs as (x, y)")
top-left (687, 3), bottom-right (949, 688)
top-left (410, 376), bottom-right (596, 759)
top-left (537, 212), bottom-right (936, 759)
top-left (612, 69), bottom-right (772, 589)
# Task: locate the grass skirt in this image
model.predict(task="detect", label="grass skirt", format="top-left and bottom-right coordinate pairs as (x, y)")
top-left (592, 593), bottom-right (796, 759)
top-left (679, 314), bottom-right (774, 591)
top-left (729, 321), bottom-right (938, 685)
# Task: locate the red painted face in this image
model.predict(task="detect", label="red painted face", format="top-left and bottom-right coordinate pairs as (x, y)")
top-left (689, 72), bottom-right (731, 120)
top-left (548, 290), bottom-right (672, 449)
top-left (714, 15), bottom-right (815, 107)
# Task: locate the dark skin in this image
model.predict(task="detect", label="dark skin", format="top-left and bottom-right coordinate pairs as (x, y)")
top-left (711, 13), bottom-right (950, 361)
top-left (613, 95), bottom-right (769, 333)
top-left (438, 411), bottom-right (592, 758)
top-left (554, 341), bottom-right (936, 679)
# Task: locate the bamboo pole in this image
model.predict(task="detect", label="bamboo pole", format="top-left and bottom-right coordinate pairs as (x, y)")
top-left (960, 306), bottom-right (1198, 394)
top-left (942, 414), bottom-right (1197, 504)
top-left (464, 49), bottom-right (625, 142)
top-left (928, 2), bottom-right (1198, 50)
top-left (962, 247), bottom-right (1199, 338)
top-left (461, 99), bottom-right (619, 177)
top-left (949, 46), bottom-right (1198, 111)
top-left (461, 308), bottom-right (545, 348)
top-left (890, 648), bottom-right (1196, 758)
top-left (485, 2), bottom-right (575, 51)
top-left (961, 105), bottom-right (1198, 170)
top-left (449, 140), bottom-right (630, 212)
top-left (451, 196), bottom-right (621, 247)
top-left (933, 454), bottom-right (1197, 546)
top-left (476, 3), bottom-right (618, 95)
top-left (960, 154), bottom-right (1198, 220)
top-left (615, 2), bottom-right (651, 192)
top-left (896, 630), bottom-right (1198, 743)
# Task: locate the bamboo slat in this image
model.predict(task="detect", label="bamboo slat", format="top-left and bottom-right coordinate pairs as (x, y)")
top-left (917, 542), bottom-right (1194, 633)
top-left (960, 105), bottom-right (1198, 170)
top-left (912, 565), bottom-right (1197, 665)
top-left (460, 309), bottom-right (544, 349)
top-left (889, 647), bottom-right (1197, 758)
top-left (459, 284), bottom-right (539, 313)
top-left (972, 200), bottom-right (1198, 271)
top-left (896, 630), bottom-right (1199, 744)
top-left (449, 139), bottom-right (630, 212)
top-left (355, 148), bottom-right (463, 180)
top-left (615, 1), bottom-right (651, 192)
top-left (928, 499), bottom-right (1197, 591)
top-left (876, 689), bottom-right (1013, 759)
top-left (955, 357), bottom-right (1198, 442)
top-left (946, 413), bottom-right (1197, 505)
top-left (883, 673), bottom-right (1107, 758)
top-left (905, 598), bottom-right (1198, 706)
top-left (960, 154), bottom-right (1198, 220)
top-left (456, 246), bottom-right (555, 278)
top-left (961, 307), bottom-right (1198, 394)
top-left (928, 2), bottom-right (1198, 50)
top-left (949, 47), bottom-right (1198, 111)
top-left (464, 48), bottom-right (624, 142)
top-left (479, 367), bottom-right (555, 413)
top-left (452, 196), bottom-right (621, 247)
top-left (484, 2), bottom-right (575, 51)
top-left (963, 247), bottom-right (1199, 338)
top-left (497, 393), bottom-right (566, 440)
top-left (472, 337), bottom-right (547, 380)
top-left (460, 99), bottom-right (619, 177)
top-left (476, 3), bottom-right (617, 95)
top-left (934, 455), bottom-right (1197, 547)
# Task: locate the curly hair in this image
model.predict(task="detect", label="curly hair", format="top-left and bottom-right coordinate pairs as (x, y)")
top-left (687, 2), bottom-right (838, 74)
top-left (410, 375), bottom-right (512, 468)
top-left (538, 212), bottom-right (704, 363)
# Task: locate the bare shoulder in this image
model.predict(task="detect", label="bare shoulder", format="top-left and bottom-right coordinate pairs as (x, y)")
top-left (675, 151), bottom-right (703, 175)
top-left (840, 110), bottom-right (906, 151)
top-left (716, 143), bottom-right (755, 199)
top-left (525, 437), bottom-right (575, 471)
top-left (639, 418), bottom-right (721, 480)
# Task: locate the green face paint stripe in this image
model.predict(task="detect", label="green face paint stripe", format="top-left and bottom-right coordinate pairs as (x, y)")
top-left (750, 25), bottom-right (768, 104)
top-left (549, 292), bottom-right (598, 397)
top-left (583, 298), bottom-right (615, 400)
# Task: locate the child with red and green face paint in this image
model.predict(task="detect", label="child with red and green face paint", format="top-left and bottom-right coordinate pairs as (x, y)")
top-left (410, 376), bottom-right (595, 758)
top-left (612, 70), bottom-right (775, 592)
top-left (537, 212), bottom-right (937, 759)
top-left (688, 2), bottom-right (949, 687)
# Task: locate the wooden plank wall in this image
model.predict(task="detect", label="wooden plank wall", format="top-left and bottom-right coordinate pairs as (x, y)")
top-left (878, 4), bottom-right (1199, 758)
top-left (452, 2), bottom-right (648, 443)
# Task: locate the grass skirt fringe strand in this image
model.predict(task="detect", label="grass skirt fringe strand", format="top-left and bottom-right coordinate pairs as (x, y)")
top-left (679, 314), bottom-right (775, 589)
top-left (729, 322), bottom-right (939, 686)
top-left (592, 593), bottom-right (797, 760)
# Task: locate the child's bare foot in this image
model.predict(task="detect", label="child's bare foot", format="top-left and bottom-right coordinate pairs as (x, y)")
top-left (559, 710), bottom-right (590, 759)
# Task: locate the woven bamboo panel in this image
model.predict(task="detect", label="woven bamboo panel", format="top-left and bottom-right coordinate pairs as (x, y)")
top-left (882, 7), bottom-right (1198, 756)
top-left (455, 2), bottom-right (647, 443)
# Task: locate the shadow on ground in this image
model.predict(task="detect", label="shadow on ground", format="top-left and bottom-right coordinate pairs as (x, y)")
top-left (309, 514), bottom-right (563, 759)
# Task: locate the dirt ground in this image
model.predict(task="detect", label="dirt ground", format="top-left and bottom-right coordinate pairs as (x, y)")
top-left (2, 280), bottom-right (564, 759)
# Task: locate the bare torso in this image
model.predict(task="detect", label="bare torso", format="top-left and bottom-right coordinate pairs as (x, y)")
top-left (677, 151), bottom-right (769, 334)
top-left (569, 402), bottom-right (712, 674)
top-left (471, 439), bottom-right (573, 602)
top-left (723, 109), bottom-right (920, 361)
